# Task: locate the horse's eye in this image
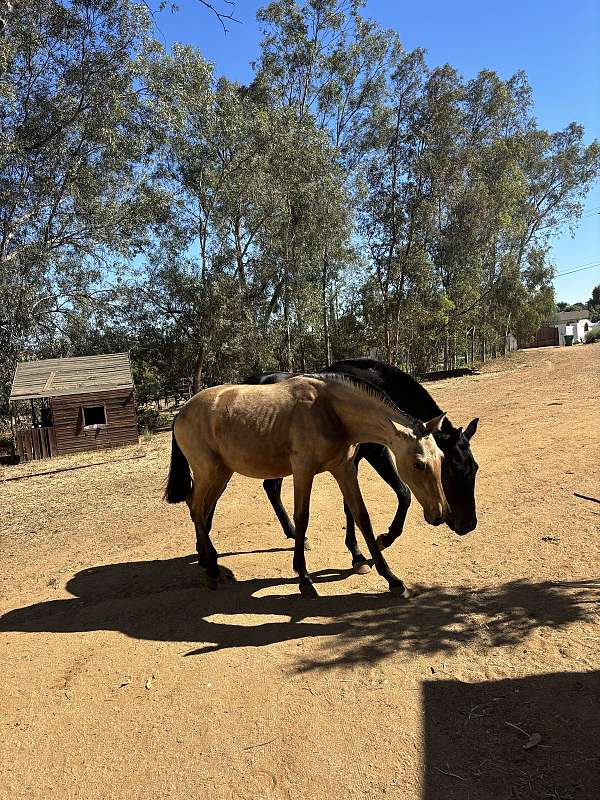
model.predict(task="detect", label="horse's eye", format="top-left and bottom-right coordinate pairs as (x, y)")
top-left (414, 461), bottom-right (426, 471)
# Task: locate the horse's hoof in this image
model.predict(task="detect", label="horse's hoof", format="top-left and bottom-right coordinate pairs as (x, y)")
top-left (353, 561), bottom-right (371, 575)
top-left (390, 584), bottom-right (410, 599)
top-left (299, 582), bottom-right (319, 598)
top-left (376, 534), bottom-right (388, 551)
top-left (304, 538), bottom-right (313, 551)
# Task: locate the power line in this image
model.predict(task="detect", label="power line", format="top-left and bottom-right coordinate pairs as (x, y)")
top-left (556, 259), bottom-right (600, 270)
top-left (554, 262), bottom-right (600, 277)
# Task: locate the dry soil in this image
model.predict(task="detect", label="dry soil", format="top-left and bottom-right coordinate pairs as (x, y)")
top-left (1, 345), bottom-right (599, 800)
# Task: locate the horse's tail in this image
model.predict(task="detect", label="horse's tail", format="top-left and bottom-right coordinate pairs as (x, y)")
top-left (164, 422), bottom-right (191, 504)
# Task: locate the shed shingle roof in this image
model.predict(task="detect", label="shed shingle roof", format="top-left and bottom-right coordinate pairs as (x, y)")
top-left (10, 353), bottom-right (134, 401)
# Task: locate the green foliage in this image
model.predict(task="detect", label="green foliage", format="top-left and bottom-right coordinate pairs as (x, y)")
top-left (136, 407), bottom-right (172, 433)
top-left (587, 285), bottom-right (600, 322)
top-left (1, 0), bottom-right (599, 418)
top-left (584, 325), bottom-right (600, 343)
top-left (0, 0), bottom-right (167, 420)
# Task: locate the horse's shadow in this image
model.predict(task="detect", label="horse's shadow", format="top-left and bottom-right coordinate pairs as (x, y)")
top-left (1, 551), bottom-right (598, 670)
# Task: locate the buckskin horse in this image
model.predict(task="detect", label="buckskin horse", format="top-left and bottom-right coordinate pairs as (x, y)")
top-left (165, 372), bottom-right (449, 598)
top-left (245, 358), bottom-right (479, 570)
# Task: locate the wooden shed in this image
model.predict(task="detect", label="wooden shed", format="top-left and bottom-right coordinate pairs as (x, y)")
top-left (9, 353), bottom-right (138, 461)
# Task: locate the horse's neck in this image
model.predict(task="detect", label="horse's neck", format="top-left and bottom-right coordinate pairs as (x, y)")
top-left (326, 383), bottom-right (398, 447)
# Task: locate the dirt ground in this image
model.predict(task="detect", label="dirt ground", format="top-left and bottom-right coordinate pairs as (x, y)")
top-left (1, 345), bottom-right (599, 800)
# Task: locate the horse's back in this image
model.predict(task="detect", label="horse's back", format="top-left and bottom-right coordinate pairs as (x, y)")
top-left (174, 378), bottom-right (328, 479)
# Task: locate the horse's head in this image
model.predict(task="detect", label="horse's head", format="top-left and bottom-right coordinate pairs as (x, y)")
top-left (434, 417), bottom-right (479, 535)
top-left (389, 414), bottom-right (449, 527)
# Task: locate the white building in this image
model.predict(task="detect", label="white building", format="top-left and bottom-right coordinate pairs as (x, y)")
top-left (557, 319), bottom-right (599, 345)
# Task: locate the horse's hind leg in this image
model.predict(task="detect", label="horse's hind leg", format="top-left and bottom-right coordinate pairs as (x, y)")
top-left (263, 479), bottom-right (294, 538)
top-left (187, 462), bottom-right (232, 589)
top-left (361, 445), bottom-right (411, 551)
top-left (263, 478), bottom-right (312, 551)
top-left (291, 467), bottom-right (317, 598)
top-left (342, 448), bottom-right (369, 573)
top-left (194, 501), bottom-right (217, 568)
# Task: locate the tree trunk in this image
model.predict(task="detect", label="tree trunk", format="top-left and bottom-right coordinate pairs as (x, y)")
top-left (192, 345), bottom-right (204, 395)
top-left (322, 249), bottom-right (332, 365)
top-left (504, 311), bottom-right (512, 355)
top-left (283, 281), bottom-right (292, 372)
top-left (443, 326), bottom-right (450, 370)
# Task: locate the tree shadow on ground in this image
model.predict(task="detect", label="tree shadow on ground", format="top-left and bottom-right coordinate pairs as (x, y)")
top-left (423, 670), bottom-right (600, 800)
top-left (1, 553), bottom-right (598, 669)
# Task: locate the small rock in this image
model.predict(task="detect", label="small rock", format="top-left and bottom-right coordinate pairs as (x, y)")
top-left (523, 732), bottom-right (542, 750)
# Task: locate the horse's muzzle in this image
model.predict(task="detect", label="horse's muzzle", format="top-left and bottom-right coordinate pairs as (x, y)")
top-left (449, 517), bottom-right (477, 535)
top-left (425, 511), bottom-right (445, 526)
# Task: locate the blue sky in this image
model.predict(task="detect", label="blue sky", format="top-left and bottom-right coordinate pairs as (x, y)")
top-left (152, 0), bottom-right (600, 305)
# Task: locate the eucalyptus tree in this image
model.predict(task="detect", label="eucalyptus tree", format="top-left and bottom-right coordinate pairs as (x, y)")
top-left (250, 110), bottom-right (350, 370)
top-left (588, 285), bottom-right (600, 322)
top-left (357, 54), bottom-right (600, 371)
top-left (356, 48), bottom-right (430, 364)
top-left (136, 41), bottom-right (351, 384)
top-left (256, 0), bottom-right (398, 162)
top-left (255, 0), bottom-right (399, 362)
top-left (0, 0), bottom-right (167, 416)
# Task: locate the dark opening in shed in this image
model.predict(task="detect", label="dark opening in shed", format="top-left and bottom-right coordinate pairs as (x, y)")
top-left (82, 406), bottom-right (107, 427)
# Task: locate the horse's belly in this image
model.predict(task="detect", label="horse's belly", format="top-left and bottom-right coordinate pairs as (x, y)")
top-left (217, 433), bottom-right (292, 479)
top-left (223, 451), bottom-right (292, 480)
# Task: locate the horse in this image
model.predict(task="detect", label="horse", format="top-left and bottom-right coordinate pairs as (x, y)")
top-left (164, 372), bottom-right (449, 598)
top-left (244, 358), bottom-right (479, 570)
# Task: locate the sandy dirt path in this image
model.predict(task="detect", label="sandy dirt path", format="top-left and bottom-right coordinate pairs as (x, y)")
top-left (1, 345), bottom-right (599, 800)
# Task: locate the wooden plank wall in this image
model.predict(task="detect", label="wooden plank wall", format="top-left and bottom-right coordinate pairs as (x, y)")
top-left (50, 389), bottom-right (138, 455)
top-left (16, 427), bottom-right (56, 461)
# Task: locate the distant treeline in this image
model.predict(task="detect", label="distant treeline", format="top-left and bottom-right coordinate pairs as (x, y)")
top-left (1, 0), bottom-right (599, 420)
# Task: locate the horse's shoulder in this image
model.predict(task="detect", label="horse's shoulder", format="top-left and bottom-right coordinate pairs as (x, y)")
top-left (278, 375), bottom-right (321, 405)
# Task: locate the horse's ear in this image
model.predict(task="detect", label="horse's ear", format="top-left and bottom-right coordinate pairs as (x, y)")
top-left (389, 418), bottom-right (409, 435)
top-left (464, 417), bottom-right (479, 440)
top-left (424, 413), bottom-right (446, 433)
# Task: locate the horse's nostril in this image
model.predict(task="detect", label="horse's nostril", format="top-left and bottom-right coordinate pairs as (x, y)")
top-left (455, 519), bottom-right (476, 535)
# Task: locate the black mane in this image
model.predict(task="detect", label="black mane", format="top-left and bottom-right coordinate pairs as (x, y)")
top-left (312, 371), bottom-right (427, 435)
top-left (325, 358), bottom-right (444, 424)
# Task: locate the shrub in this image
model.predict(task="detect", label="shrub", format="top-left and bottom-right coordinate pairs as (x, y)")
top-left (585, 326), bottom-right (600, 343)
top-left (136, 407), bottom-right (172, 432)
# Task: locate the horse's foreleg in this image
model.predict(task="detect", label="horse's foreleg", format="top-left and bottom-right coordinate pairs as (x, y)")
top-left (332, 462), bottom-right (408, 597)
top-left (362, 445), bottom-right (412, 551)
top-left (343, 502), bottom-right (368, 572)
top-left (291, 469), bottom-right (317, 598)
top-left (343, 449), bottom-right (369, 573)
